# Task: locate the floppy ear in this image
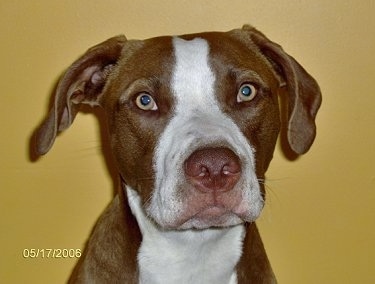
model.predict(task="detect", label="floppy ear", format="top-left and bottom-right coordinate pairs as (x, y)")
top-left (35, 35), bottom-right (127, 155)
top-left (242, 25), bottom-right (322, 155)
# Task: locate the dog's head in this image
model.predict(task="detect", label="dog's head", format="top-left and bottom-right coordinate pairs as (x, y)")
top-left (35, 26), bottom-right (321, 230)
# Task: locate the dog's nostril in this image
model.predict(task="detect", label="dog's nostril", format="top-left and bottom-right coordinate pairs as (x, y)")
top-left (197, 166), bottom-right (209, 177)
top-left (184, 147), bottom-right (241, 192)
top-left (222, 165), bottom-right (234, 175)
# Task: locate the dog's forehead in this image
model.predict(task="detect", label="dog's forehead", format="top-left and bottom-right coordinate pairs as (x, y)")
top-left (145, 31), bottom-right (260, 68)
top-left (109, 30), bottom-right (275, 107)
top-left (118, 30), bottom-right (261, 78)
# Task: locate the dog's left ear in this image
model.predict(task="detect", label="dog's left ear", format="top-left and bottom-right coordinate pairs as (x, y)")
top-left (242, 25), bottom-right (322, 155)
top-left (35, 35), bottom-right (127, 155)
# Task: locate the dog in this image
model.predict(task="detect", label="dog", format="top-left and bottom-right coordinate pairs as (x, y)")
top-left (34, 25), bottom-right (321, 283)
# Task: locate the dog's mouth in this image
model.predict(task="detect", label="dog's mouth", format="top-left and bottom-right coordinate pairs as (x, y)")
top-left (167, 208), bottom-right (246, 230)
top-left (160, 188), bottom-right (258, 230)
top-left (188, 205), bottom-right (244, 228)
top-left (197, 205), bottom-right (229, 217)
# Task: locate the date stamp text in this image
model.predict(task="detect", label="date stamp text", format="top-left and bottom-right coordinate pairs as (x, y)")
top-left (23, 248), bottom-right (81, 259)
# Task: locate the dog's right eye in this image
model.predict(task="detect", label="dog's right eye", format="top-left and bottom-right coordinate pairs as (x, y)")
top-left (135, 93), bottom-right (158, 111)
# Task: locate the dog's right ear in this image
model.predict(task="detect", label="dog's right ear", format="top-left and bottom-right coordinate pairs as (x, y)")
top-left (35, 35), bottom-right (126, 156)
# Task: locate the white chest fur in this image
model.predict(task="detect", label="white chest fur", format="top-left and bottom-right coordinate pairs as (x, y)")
top-left (126, 187), bottom-right (245, 284)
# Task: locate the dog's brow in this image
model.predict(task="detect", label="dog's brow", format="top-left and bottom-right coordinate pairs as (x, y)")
top-left (229, 68), bottom-right (266, 86)
top-left (119, 77), bottom-right (160, 103)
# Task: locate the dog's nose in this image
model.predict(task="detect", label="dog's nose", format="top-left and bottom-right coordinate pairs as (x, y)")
top-left (184, 148), bottom-right (241, 192)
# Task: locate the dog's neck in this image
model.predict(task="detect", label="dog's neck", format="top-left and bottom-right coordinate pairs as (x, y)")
top-left (126, 186), bottom-right (245, 284)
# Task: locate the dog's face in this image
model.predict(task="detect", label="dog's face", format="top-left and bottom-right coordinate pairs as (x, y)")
top-left (35, 26), bottom-right (321, 230)
top-left (105, 33), bottom-right (281, 229)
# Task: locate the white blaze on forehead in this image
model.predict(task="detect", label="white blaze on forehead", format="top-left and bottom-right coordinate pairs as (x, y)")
top-left (172, 37), bottom-right (216, 111)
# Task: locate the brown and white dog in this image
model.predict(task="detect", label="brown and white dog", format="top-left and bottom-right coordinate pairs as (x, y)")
top-left (35, 25), bottom-right (321, 283)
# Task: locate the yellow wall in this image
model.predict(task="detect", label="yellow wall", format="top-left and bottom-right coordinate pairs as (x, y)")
top-left (1, 1), bottom-right (374, 283)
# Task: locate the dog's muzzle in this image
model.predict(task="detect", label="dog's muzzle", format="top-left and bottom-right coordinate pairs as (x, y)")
top-left (148, 107), bottom-right (264, 229)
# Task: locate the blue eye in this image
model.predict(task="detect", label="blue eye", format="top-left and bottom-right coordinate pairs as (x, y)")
top-left (140, 95), bottom-right (151, 106)
top-left (237, 83), bottom-right (257, 102)
top-left (135, 93), bottom-right (158, 111)
top-left (241, 86), bottom-right (252, 96)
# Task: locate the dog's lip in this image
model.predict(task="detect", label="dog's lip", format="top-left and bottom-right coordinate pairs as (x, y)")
top-left (168, 204), bottom-right (242, 229)
top-left (190, 205), bottom-right (227, 220)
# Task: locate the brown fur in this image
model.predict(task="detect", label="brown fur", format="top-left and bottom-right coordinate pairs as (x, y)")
top-left (68, 184), bottom-right (141, 283)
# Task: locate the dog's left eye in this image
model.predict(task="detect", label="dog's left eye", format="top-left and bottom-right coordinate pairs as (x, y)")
top-left (135, 93), bottom-right (158, 111)
top-left (237, 83), bottom-right (257, 103)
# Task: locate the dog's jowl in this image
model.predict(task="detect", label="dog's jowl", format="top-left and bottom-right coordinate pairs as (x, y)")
top-left (35, 25), bottom-right (321, 283)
